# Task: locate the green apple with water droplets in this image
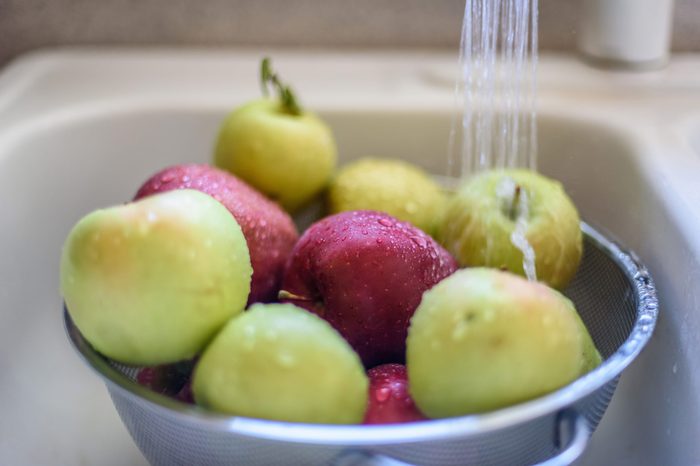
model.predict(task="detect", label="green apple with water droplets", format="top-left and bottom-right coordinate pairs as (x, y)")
top-left (60, 189), bottom-right (252, 365)
top-left (327, 158), bottom-right (448, 236)
top-left (192, 303), bottom-right (368, 424)
top-left (406, 268), bottom-right (601, 418)
top-left (214, 58), bottom-right (337, 212)
top-left (438, 169), bottom-right (582, 289)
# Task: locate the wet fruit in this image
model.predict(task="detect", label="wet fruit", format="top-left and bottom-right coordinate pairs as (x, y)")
top-left (192, 303), bottom-right (368, 423)
top-left (135, 164), bottom-right (298, 304)
top-left (364, 364), bottom-right (426, 424)
top-left (327, 158), bottom-right (447, 236)
top-left (61, 190), bottom-right (252, 365)
top-left (438, 169), bottom-right (582, 289)
top-left (280, 210), bottom-right (457, 367)
top-left (407, 268), bottom-right (600, 417)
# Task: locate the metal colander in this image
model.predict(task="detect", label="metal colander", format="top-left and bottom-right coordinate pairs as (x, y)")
top-left (64, 222), bottom-right (658, 466)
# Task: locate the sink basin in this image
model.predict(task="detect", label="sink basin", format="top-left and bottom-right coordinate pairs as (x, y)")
top-left (685, 116), bottom-right (700, 159)
top-left (0, 49), bottom-right (699, 465)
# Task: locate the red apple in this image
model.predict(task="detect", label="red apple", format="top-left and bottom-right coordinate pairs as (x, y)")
top-left (364, 364), bottom-right (427, 424)
top-left (280, 210), bottom-right (457, 367)
top-left (135, 164), bottom-right (299, 304)
top-left (175, 378), bottom-right (194, 404)
top-left (136, 360), bottom-right (194, 397)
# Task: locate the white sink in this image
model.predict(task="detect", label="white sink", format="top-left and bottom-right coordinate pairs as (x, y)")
top-left (1, 49), bottom-right (699, 466)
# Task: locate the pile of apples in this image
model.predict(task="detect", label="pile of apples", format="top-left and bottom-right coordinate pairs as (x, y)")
top-left (61, 59), bottom-right (600, 426)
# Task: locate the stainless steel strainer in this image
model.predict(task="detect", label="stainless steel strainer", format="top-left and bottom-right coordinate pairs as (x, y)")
top-left (64, 222), bottom-right (658, 466)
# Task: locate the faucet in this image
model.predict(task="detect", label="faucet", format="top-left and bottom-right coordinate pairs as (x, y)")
top-left (577, 0), bottom-right (675, 69)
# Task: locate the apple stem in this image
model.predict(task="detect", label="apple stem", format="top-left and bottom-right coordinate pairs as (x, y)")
top-left (260, 57), bottom-right (302, 116)
top-left (509, 185), bottom-right (522, 220)
top-left (278, 290), bottom-right (314, 302)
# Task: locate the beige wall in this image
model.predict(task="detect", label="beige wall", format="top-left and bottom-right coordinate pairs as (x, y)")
top-left (0, 0), bottom-right (698, 65)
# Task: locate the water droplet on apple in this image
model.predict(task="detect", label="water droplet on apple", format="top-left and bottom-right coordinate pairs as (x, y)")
top-left (410, 236), bottom-right (428, 248)
top-left (376, 238), bottom-right (384, 245)
top-left (161, 173), bottom-right (175, 183)
top-left (389, 383), bottom-right (402, 397)
top-left (276, 352), bottom-right (296, 368)
top-left (181, 175), bottom-right (191, 183)
top-left (376, 387), bottom-right (391, 402)
top-left (361, 229), bottom-right (369, 235)
top-left (378, 218), bottom-right (393, 227)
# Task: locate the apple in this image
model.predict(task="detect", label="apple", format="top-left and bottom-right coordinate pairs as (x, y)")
top-left (60, 189), bottom-right (252, 365)
top-left (280, 210), bottom-right (458, 367)
top-left (175, 378), bottom-right (194, 404)
top-left (192, 303), bottom-right (368, 424)
top-left (406, 268), bottom-right (601, 418)
top-left (363, 364), bottom-right (427, 425)
top-left (136, 360), bottom-right (194, 397)
top-left (134, 164), bottom-right (298, 304)
top-left (214, 58), bottom-right (337, 212)
top-left (327, 158), bottom-right (448, 237)
top-left (438, 169), bottom-right (582, 289)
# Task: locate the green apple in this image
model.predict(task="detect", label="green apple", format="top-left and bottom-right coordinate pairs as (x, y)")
top-left (438, 169), bottom-right (582, 289)
top-left (581, 320), bottom-right (603, 373)
top-left (327, 158), bottom-right (448, 236)
top-left (60, 189), bottom-right (252, 365)
top-left (406, 268), bottom-right (600, 418)
top-left (214, 58), bottom-right (337, 212)
top-left (192, 303), bottom-right (368, 424)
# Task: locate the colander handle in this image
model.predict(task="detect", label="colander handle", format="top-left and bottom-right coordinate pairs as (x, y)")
top-left (534, 409), bottom-right (590, 466)
top-left (332, 409), bottom-right (590, 466)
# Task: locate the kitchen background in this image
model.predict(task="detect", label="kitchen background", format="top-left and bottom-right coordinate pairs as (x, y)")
top-left (1, 0), bottom-right (699, 66)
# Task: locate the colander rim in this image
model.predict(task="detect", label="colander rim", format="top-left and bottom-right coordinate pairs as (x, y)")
top-left (64, 221), bottom-right (658, 445)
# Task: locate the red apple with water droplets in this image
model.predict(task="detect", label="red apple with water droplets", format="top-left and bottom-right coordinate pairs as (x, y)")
top-left (280, 210), bottom-right (457, 367)
top-left (135, 164), bottom-right (298, 304)
top-left (364, 364), bottom-right (427, 424)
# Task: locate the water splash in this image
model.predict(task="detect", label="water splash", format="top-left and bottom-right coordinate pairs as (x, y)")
top-left (449, 0), bottom-right (540, 281)
top-left (497, 177), bottom-right (537, 281)
top-left (510, 192), bottom-right (537, 281)
top-left (448, 0), bottom-right (539, 178)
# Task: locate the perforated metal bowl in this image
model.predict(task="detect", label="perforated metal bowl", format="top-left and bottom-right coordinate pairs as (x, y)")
top-left (64, 222), bottom-right (658, 466)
